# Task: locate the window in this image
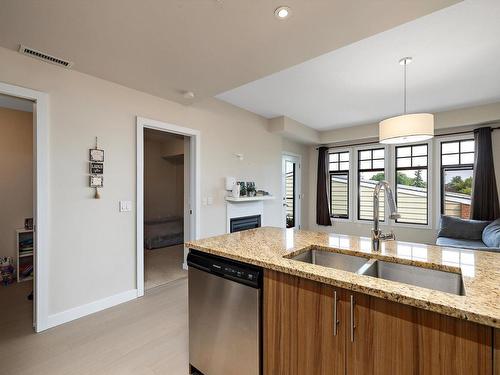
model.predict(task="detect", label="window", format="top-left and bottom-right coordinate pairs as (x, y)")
top-left (358, 148), bottom-right (385, 221)
top-left (440, 139), bottom-right (475, 218)
top-left (395, 144), bottom-right (428, 225)
top-left (329, 151), bottom-right (349, 218)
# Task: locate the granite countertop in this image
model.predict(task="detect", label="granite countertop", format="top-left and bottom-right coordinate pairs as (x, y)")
top-left (186, 227), bottom-right (500, 328)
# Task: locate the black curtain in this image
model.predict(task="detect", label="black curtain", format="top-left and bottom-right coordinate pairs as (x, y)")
top-left (470, 127), bottom-right (500, 220)
top-left (316, 147), bottom-right (331, 226)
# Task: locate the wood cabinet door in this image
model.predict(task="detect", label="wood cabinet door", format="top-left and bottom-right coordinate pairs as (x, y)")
top-left (415, 307), bottom-right (492, 375)
top-left (346, 292), bottom-right (492, 375)
top-left (263, 270), bottom-right (345, 375)
top-left (494, 328), bottom-right (500, 375)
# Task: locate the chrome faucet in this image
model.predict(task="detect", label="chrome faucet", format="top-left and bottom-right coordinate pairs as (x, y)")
top-left (372, 180), bottom-right (400, 251)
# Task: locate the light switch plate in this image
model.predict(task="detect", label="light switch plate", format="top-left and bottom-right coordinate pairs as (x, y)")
top-left (119, 201), bottom-right (132, 212)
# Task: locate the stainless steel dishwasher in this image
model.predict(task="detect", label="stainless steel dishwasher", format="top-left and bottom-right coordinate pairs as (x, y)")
top-left (187, 250), bottom-right (262, 375)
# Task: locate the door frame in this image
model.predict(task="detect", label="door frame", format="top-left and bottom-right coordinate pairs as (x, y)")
top-left (282, 152), bottom-right (301, 229)
top-left (0, 81), bottom-right (49, 332)
top-left (136, 116), bottom-right (200, 297)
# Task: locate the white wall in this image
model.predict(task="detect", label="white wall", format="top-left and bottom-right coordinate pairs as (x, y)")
top-left (0, 46), bottom-right (307, 316)
top-left (0, 107), bottom-right (33, 261)
top-left (309, 105), bottom-right (500, 244)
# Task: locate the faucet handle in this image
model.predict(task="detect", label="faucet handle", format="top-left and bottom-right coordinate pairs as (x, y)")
top-left (389, 230), bottom-right (396, 240)
top-left (380, 230), bottom-right (396, 241)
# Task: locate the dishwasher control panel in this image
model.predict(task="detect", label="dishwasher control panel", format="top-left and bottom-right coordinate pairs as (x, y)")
top-left (220, 265), bottom-right (259, 282)
top-left (187, 249), bottom-right (262, 288)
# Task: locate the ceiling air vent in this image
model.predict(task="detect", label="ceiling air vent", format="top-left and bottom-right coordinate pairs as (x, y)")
top-left (18, 45), bottom-right (74, 69)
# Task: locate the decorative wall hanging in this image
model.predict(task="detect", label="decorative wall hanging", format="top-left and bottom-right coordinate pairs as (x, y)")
top-left (89, 148), bottom-right (104, 162)
top-left (89, 137), bottom-right (104, 199)
top-left (90, 175), bottom-right (104, 188)
top-left (89, 162), bottom-right (103, 174)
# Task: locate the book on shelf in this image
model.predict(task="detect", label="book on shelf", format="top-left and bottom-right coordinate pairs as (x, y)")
top-left (19, 264), bottom-right (33, 279)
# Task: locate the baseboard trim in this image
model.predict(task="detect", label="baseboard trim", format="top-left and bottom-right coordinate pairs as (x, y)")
top-left (45, 289), bottom-right (138, 330)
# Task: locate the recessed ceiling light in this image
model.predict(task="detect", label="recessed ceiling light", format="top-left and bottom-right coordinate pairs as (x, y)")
top-left (183, 91), bottom-right (195, 99)
top-left (274, 6), bottom-right (291, 20)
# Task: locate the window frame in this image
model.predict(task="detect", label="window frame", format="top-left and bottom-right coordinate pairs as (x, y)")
top-left (319, 135), bottom-right (478, 231)
top-left (328, 148), bottom-right (352, 222)
top-left (393, 143), bottom-right (430, 226)
top-left (355, 145), bottom-right (389, 223)
top-left (439, 138), bottom-right (475, 218)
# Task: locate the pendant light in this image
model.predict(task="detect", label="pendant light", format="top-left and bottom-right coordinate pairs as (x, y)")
top-left (379, 57), bottom-right (434, 144)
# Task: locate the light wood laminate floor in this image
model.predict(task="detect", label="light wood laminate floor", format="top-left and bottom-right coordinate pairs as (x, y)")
top-left (145, 244), bottom-right (187, 290)
top-left (0, 278), bottom-right (189, 375)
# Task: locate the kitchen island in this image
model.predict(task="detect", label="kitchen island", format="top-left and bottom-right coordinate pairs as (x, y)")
top-left (186, 227), bottom-right (500, 375)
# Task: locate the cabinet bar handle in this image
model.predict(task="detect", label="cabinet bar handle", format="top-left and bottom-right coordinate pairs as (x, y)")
top-left (350, 294), bottom-right (355, 342)
top-left (333, 290), bottom-right (338, 336)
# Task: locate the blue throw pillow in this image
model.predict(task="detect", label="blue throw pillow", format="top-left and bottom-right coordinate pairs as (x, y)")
top-left (438, 215), bottom-right (491, 240)
top-left (482, 218), bottom-right (500, 248)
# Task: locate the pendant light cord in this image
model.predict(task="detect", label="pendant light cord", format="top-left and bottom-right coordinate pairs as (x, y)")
top-left (403, 61), bottom-right (407, 115)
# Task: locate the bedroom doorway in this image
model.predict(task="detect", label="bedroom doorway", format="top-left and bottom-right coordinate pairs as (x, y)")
top-left (0, 82), bottom-right (48, 332)
top-left (143, 129), bottom-right (187, 290)
top-left (136, 117), bottom-right (200, 297)
top-left (0, 93), bottom-right (35, 332)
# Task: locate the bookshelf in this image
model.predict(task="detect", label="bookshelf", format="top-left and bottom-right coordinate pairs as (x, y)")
top-left (16, 229), bottom-right (34, 282)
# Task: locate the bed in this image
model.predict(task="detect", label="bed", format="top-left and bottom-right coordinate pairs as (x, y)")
top-left (144, 217), bottom-right (184, 249)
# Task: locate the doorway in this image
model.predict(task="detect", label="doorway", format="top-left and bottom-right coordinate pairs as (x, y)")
top-left (143, 129), bottom-right (188, 289)
top-left (0, 93), bottom-right (35, 334)
top-left (136, 117), bottom-right (200, 297)
top-left (282, 153), bottom-right (301, 229)
top-left (0, 82), bottom-right (50, 332)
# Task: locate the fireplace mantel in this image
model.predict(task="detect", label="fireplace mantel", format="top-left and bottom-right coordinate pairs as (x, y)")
top-left (225, 196), bottom-right (275, 203)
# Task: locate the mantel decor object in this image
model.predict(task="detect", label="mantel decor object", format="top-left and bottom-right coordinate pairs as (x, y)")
top-left (246, 181), bottom-right (256, 197)
top-left (238, 181), bottom-right (247, 196)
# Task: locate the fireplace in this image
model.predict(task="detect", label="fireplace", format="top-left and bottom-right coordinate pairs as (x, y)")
top-left (226, 199), bottom-right (264, 233)
top-left (230, 215), bottom-right (261, 233)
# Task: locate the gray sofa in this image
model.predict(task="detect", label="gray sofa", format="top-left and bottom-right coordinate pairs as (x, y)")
top-left (436, 216), bottom-right (500, 252)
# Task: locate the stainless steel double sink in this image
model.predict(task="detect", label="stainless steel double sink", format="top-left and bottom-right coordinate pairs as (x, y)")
top-left (288, 248), bottom-right (465, 296)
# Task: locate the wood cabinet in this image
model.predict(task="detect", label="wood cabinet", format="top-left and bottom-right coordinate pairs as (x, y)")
top-left (264, 269), bottom-right (493, 375)
top-left (346, 291), bottom-right (492, 375)
top-left (263, 269), bottom-right (346, 375)
top-left (495, 328), bottom-right (500, 375)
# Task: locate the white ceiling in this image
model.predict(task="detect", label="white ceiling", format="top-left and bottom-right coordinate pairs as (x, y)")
top-left (0, 93), bottom-right (33, 112)
top-left (217, 0), bottom-right (500, 131)
top-left (0, 0), bottom-right (457, 104)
